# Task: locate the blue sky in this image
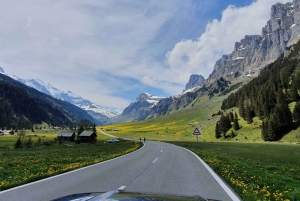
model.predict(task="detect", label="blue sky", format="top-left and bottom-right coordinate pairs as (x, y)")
top-left (0, 0), bottom-right (289, 113)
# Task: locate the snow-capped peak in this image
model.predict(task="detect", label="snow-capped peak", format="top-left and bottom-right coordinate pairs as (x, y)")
top-left (3, 67), bottom-right (119, 119)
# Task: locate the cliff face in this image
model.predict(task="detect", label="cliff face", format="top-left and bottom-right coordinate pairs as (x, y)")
top-left (184, 74), bottom-right (205, 92)
top-left (208, 1), bottom-right (300, 82)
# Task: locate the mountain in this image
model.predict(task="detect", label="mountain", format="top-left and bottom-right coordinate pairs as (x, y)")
top-left (5, 72), bottom-right (118, 124)
top-left (183, 74), bottom-right (205, 93)
top-left (117, 0), bottom-right (300, 123)
top-left (113, 93), bottom-right (165, 122)
top-left (115, 77), bottom-right (231, 122)
top-left (0, 73), bottom-right (99, 129)
top-left (207, 0), bottom-right (300, 82)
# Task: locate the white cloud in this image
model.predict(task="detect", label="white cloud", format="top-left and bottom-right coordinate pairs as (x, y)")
top-left (166, 0), bottom-right (290, 80)
top-left (0, 0), bottom-right (291, 112)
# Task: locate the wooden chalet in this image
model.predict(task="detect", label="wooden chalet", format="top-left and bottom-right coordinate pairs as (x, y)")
top-left (79, 131), bottom-right (97, 143)
top-left (57, 131), bottom-right (75, 142)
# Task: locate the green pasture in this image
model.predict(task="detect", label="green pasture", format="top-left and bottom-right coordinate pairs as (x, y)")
top-left (173, 142), bottom-right (300, 201)
top-left (0, 134), bottom-right (142, 191)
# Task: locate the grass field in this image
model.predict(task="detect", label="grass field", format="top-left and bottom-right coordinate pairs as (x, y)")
top-left (173, 142), bottom-right (300, 201)
top-left (99, 89), bottom-right (300, 200)
top-left (0, 132), bottom-right (142, 191)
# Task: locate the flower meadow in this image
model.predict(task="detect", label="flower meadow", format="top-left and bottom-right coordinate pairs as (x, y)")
top-left (0, 141), bottom-right (141, 191)
top-left (174, 142), bottom-right (300, 201)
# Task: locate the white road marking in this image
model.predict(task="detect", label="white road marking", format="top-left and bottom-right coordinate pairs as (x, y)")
top-left (152, 157), bottom-right (158, 163)
top-left (0, 144), bottom-right (145, 195)
top-left (161, 150), bottom-right (163, 153)
top-left (181, 147), bottom-right (241, 201)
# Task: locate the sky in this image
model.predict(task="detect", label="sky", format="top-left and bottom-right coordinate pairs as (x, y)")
top-left (0, 0), bottom-right (290, 113)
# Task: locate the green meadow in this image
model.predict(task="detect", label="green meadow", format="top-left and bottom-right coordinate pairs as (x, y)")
top-left (174, 142), bottom-right (300, 201)
top-left (0, 132), bottom-right (141, 191)
top-left (101, 91), bottom-right (300, 201)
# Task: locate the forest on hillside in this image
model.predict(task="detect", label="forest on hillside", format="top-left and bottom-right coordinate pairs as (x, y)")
top-left (0, 74), bottom-right (96, 130)
top-left (219, 41), bottom-right (300, 141)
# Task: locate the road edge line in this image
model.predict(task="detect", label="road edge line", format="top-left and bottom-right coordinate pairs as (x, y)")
top-left (0, 142), bottom-right (145, 194)
top-left (180, 146), bottom-right (241, 201)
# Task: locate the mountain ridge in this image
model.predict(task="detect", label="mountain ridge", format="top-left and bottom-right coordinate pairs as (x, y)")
top-left (1, 69), bottom-right (119, 124)
top-left (0, 73), bottom-right (99, 129)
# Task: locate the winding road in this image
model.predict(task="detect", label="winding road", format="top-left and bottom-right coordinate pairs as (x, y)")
top-left (0, 140), bottom-right (240, 201)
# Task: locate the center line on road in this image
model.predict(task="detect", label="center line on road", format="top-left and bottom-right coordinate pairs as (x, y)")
top-left (152, 157), bottom-right (158, 163)
top-left (161, 150), bottom-right (163, 153)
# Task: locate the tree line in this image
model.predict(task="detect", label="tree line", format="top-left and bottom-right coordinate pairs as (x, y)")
top-left (219, 41), bottom-right (300, 141)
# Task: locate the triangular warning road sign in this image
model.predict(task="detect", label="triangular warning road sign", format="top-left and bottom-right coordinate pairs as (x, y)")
top-left (193, 128), bottom-right (201, 135)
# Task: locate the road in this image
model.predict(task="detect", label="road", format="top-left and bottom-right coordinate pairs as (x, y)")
top-left (0, 141), bottom-right (241, 201)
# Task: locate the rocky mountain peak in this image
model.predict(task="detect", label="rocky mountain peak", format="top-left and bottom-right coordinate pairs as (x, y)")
top-left (184, 74), bottom-right (205, 92)
top-left (136, 93), bottom-right (151, 102)
top-left (0, 67), bottom-right (4, 73)
top-left (207, 0), bottom-right (300, 83)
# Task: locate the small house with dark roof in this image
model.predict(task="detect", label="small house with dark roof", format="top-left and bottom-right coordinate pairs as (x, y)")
top-left (79, 131), bottom-right (97, 143)
top-left (58, 131), bottom-right (75, 142)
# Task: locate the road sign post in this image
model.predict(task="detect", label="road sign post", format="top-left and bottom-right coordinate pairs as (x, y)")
top-left (193, 128), bottom-right (201, 142)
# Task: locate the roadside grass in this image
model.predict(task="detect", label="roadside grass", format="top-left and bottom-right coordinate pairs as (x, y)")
top-left (0, 140), bottom-right (142, 191)
top-left (173, 141), bottom-right (300, 201)
top-left (101, 94), bottom-right (224, 142)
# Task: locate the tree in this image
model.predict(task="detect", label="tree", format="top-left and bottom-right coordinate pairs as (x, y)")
top-left (78, 119), bottom-right (93, 130)
top-left (78, 126), bottom-right (84, 135)
top-left (289, 85), bottom-right (300, 102)
top-left (245, 105), bottom-right (254, 124)
top-left (14, 137), bottom-right (23, 149)
top-left (215, 122), bottom-right (221, 139)
top-left (261, 119), bottom-right (268, 141)
top-left (25, 137), bottom-right (32, 148)
top-left (293, 101), bottom-right (300, 123)
top-left (93, 123), bottom-right (97, 134)
top-left (218, 114), bottom-right (231, 135)
top-left (238, 100), bottom-right (246, 120)
top-left (267, 116), bottom-right (278, 141)
top-left (233, 117), bottom-right (240, 130)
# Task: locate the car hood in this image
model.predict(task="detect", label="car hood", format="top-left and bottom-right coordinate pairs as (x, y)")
top-left (52, 191), bottom-right (219, 201)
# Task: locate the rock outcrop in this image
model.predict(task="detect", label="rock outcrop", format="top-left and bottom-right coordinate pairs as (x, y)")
top-left (207, 0), bottom-right (300, 82)
top-left (184, 74), bottom-right (205, 92)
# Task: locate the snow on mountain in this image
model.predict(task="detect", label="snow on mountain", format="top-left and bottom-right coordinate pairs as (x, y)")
top-left (136, 92), bottom-right (165, 107)
top-left (3, 69), bottom-right (119, 119)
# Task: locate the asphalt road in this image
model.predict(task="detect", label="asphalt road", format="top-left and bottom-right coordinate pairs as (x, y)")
top-left (0, 141), bottom-right (241, 201)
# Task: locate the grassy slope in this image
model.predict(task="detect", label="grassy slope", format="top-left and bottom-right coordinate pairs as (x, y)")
top-left (102, 77), bottom-right (300, 143)
top-left (100, 78), bottom-right (300, 200)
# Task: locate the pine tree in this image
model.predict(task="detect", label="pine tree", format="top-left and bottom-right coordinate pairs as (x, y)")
top-left (93, 124), bottom-right (97, 134)
top-left (14, 137), bottom-right (23, 149)
top-left (293, 101), bottom-right (300, 123)
top-left (229, 112), bottom-right (234, 123)
top-left (234, 112), bottom-right (238, 120)
top-left (218, 114), bottom-right (231, 135)
top-left (215, 122), bottom-right (221, 139)
top-left (238, 100), bottom-right (246, 120)
top-left (289, 85), bottom-right (300, 102)
top-left (78, 126), bottom-right (84, 136)
top-left (233, 118), bottom-right (240, 130)
top-left (261, 119), bottom-right (268, 141)
top-left (245, 105), bottom-right (254, 124)
top-left (276, 90), bottom-right (286, 105)
top-left (267, 116), bottom-right (278, 141)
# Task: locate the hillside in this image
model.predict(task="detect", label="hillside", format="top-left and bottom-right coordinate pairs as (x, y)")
top-left (5, 71), bottom-right (119, 124)
top-left (0, 73), bottom-right (99, 129)
top-left (102, 41), bottom-right (300, 143)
